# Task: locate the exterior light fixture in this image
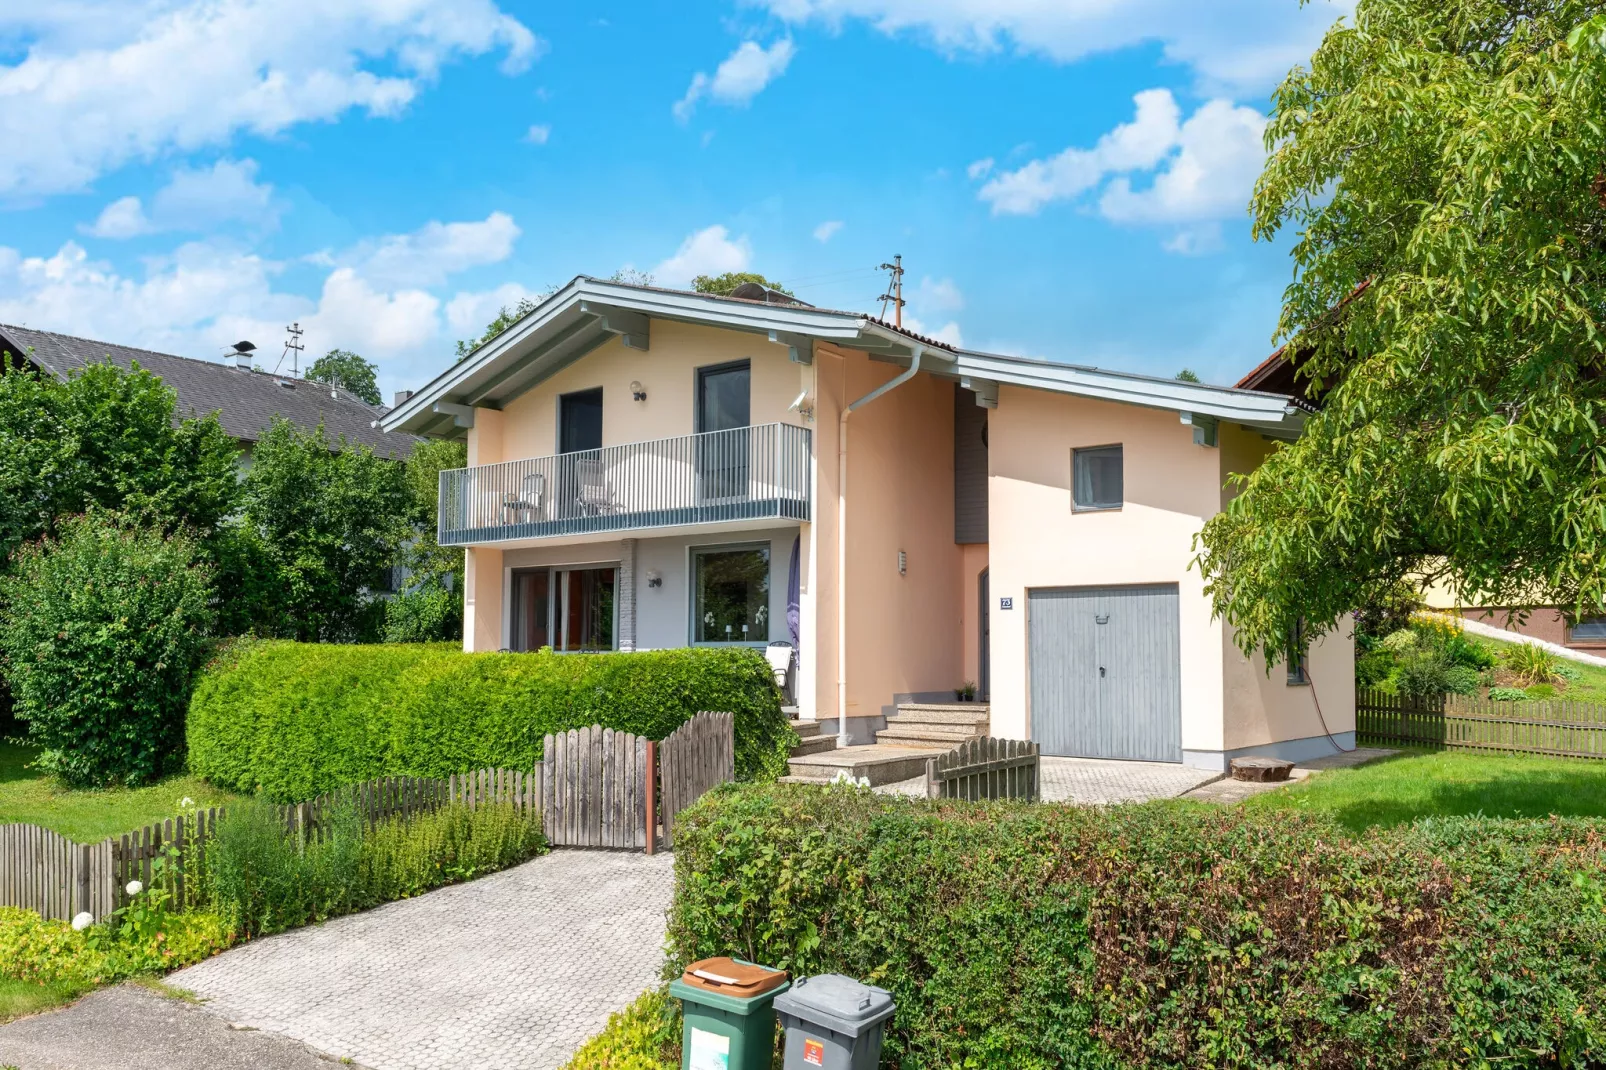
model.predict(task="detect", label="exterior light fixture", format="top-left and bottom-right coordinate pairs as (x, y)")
top-left (630, 380), bottom-right (647, 401)
top-left (646, 569), bottom-right (663, 588)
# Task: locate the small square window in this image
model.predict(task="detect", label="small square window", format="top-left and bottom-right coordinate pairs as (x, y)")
top-left (1287, 619), bottom-right (1309, 685)
top-left (1072, 445), bottom-right (1123, 511)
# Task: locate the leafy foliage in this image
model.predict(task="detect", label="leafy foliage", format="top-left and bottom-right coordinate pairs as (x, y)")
top-left (670, 786), bottom-right (1606, 1069)
top-left (691, 272), bottom-right (791, 296)
top-left (305, 349), bottom-right (382, 406)
top-left (0, 906), bottom-right (232, 990)
top-left (0, 514), bottom-right (214, 787)
top-left (239, 418), bottom-right (410, 642)
top-left (382, 582), bottom-right (461, 643)
top-left (0, 356), bottom-right (239, 567)
top-left (456, 297), bottom-right (540, 360)
top-left (186, 641), bottom-right (795, 800)
top-left (1503, 641), bottom-right (1565, 685)
top-left (562, 988), bottom-right (680, 1070)
top-left (1174, 368), bottom-right (1201, 382)
top-left (1357, 615), bottom-right (1495, 695)
top-left (1196, 0), bottom-right (1606, 661)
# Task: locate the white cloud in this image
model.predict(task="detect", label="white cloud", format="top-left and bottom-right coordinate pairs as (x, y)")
top-left (85, 158), bottom-right (277, 238)
top-left (812, 220), bottom-right (843, 243)
top-left (338, 211), bottom-right (521, 290)
top-left (966, 157), bottom-right (994, 181)
top-left (0, 0), bottom-right (542, 196)
top-left (902, 313), bottom-right (963, 348)
top-left (914, 276), bottom-right (964, 312)
top-left (652, 225), bottom-right (752, 288)
top-left (524, 124), bottom-right (551, 145)
top-left (977, 89), bottom-right (1267, 248)
top-left (753, 0), bottom-right (1352, 92)
top-left (674, 39), bottom-right (796, 121)
top-left (445, 282), bottom-right (542, 340)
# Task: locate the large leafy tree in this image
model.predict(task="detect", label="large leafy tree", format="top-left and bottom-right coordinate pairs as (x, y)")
top-left (240, 418), bottom-right (410, 642)
top-left (692, 271), bottom-right (792, 296)
top-left (0, 356), bottom-right (240, 565)
top-left (306, 348), bottom-right (382, 405)
top-left (1197, 1), bottom-right (1606, 660)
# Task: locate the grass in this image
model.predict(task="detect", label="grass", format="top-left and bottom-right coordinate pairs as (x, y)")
top-left (0, 977), bottom-right (80, 1023)
top-left (1240, 748), bottom-right (1606, 832)
top-left (0, 741), bottom-right (241, 843)
top-left (1477, 633), bottom-right (1606, 702)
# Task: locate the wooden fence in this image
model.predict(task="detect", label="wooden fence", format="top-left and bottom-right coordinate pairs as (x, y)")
top-left (2, 712), bottom-right (739, 921)
top-left (1358, 689), bottom-right (1606, 759)
top-left (925, 737), bottom-right (1041, 802)
top-left (658, 712), bottom-right (735, 849)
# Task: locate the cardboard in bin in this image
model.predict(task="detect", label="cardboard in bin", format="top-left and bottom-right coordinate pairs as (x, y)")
top-left (679, 957), bottom-right (790, 1000)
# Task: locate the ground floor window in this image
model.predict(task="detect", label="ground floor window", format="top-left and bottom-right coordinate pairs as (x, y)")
top-left (692, 545), bottom-right (770, 645)
top-left (510, 565), bottom-right (616, 652)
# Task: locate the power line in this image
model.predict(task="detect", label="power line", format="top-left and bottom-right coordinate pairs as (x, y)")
top-left (877, 254), bottom-right (905, 328)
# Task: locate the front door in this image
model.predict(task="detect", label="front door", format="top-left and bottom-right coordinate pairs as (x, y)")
top-left (1028, 584), bottom-right (1182, 762)
top-left (696, 361), bottom-right (750, 501)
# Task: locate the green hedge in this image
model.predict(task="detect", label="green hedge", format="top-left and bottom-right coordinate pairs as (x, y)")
top-left (188, 641), bottom-right (794, 801)
top-left (667, 786), bottom-right (1606, 1069)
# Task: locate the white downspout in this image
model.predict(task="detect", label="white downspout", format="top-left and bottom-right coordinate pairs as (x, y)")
top-left (837, 345), bottom-right (924, 749)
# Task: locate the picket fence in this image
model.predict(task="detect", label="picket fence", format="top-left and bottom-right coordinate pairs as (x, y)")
top-left (1, 711), bottom-right (736, 922)
top-left (1357, 689), bottom-right (1606, 759)
top-left (924, 737), bottom-right (1041, 802)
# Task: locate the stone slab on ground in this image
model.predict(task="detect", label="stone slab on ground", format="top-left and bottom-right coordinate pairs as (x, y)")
top-left (1185, 747), bottom-right (1399, 804)
top-left (169, 849), bottom-right (675, 1070)
top-left (874, 756), bottom-right (1220, 803)
top-left (0, 983), bottom-right (355, 1070)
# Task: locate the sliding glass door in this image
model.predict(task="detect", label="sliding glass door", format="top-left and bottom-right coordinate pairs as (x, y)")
top-left (696, 361), bottom-right (750, 502)
top-left (509, 565), bottom-right (616, 652)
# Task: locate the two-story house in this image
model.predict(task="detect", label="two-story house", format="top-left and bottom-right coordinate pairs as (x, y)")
top-left (381, 277), bottom-right (1355, 772)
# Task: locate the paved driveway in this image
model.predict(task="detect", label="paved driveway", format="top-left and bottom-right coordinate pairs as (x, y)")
top-left (169, 849), bottom-right (676, 1070)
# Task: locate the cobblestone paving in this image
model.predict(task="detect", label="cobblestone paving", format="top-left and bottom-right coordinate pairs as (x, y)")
top-left (171, 850), bottom-right (676, 1070)
top-left (876, 756), bottom-right (1219, 802)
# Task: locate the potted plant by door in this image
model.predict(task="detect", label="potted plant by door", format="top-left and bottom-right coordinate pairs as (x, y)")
top-left (953, 681), bottom-right (978, 702)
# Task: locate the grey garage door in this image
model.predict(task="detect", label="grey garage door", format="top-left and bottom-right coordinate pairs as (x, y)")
top-left (1028, 584), bottom-right (1182, 762)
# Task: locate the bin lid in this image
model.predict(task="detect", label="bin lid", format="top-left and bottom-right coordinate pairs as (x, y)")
top-left (678, 957), bottom-right (790, 999)
top-left (773, 974), bottom-right (895, 1035)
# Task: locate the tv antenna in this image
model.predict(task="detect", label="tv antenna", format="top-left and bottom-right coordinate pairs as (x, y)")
top-left (877, 255), bottom-right (905, 328)
top-left (275, 322), bottom-right (305, 377)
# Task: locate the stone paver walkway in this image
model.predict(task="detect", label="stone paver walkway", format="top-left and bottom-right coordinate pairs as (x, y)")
top-left (170, 849), bottom-right (675, 1070)
top-left (876, 755), bottom-right (1219, 802)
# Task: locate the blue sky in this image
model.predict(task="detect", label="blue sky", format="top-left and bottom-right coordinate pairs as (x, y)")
top-left (0, 0), bottom-right (1353, 401)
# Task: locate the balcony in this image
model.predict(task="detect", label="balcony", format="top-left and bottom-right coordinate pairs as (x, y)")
top-left (438, 422), bottom-right (812, 546)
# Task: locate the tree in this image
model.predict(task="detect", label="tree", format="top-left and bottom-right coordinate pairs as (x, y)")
top-left (0, 356), bottom-right (240, 566)
top-left (306, 349), bottom-right (382, 406)
top-left (240, 418), bottom-right (410, 642)
top-left (1175, 369), bottom-right (1201, 383)
top-left (1195, 1), bottom-right (1606, 661)
top-left (453, 271), bottom-right (659, 360)
top-left (692, 272), bottom-right (792, 296)
top-left (0, 513), bottom-right (214, 786)
top-left (381, 437), bottom-right (468, 643)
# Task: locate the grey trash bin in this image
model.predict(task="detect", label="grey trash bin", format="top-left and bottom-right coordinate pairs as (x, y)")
top-left (773, 974), bottom-right (895, 1070)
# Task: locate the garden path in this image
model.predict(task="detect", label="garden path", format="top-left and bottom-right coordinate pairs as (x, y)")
top-left (169, 849), bottom-right (675, 1070)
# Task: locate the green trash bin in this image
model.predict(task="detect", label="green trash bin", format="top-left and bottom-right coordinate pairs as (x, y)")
top-left (670, 957), bottom-right (792, 1070)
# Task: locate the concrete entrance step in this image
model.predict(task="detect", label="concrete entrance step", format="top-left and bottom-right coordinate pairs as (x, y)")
top-left (793, 720), bottom-right (823, 739)
top-left (783, 744), bottom-right (938, 787)
top-left (788, 720), bottom-right (837, 758)
top-left (893, 703), bottom-right (991, 727)
top-left (875, 726), bottom-right (981, 748)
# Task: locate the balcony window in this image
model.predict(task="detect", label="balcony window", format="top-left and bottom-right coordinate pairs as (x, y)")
top-left (693, 545), bottom-right (770, 645)
top-left (559, 387), bottom-right (603, 454)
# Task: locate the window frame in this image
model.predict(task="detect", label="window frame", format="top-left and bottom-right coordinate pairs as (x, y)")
top-left (556, 386), bottom-right (604, 454)
top-left (1286, 617), bottom-right (1309, 685)
top-left (688, 541), bottom-right (773, 648)
top-left (508, 563), bottom-right (619, 653)
top-left (695, 359), bottom-right (752, 435)
top-left (1071, 444), bottom-right (1124, 512)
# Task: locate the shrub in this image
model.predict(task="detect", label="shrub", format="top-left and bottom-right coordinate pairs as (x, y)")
top-left (382, 582), bottom-right (462, 643)
top-left (0, 906), bottom-right (232, 990)
top-left (668, 786), bottom-right (1606, 1069)
top-left (1489, 686), bottom-right (1529, 701)
top-left (1504, 643), bottom-right (1563, 686)
top-left (362, 802), bottom-right (546, 900)
top-left (188, 641), bottom-right (794, 801)
top-left (204, 797), bottom-right (367, 936)
top-left (0, 513), bottom-right (214, 786)
top-left (563, 988), bottom-right (679, 1070)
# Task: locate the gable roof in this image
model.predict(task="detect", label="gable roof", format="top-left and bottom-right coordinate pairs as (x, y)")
top-left (0, 323), bottom-right (416, 459)
top-left (381, 275), bottom-right (1308, 440)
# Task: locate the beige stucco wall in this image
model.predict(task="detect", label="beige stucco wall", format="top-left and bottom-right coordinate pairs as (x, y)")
top-left (497, 320), bottom-right (810, 457)
top-left (986, 386), bottom-right (1227, 750)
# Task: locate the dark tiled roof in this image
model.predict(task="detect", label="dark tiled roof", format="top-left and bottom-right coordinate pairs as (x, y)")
top-left (0, 324), bottom-right (416, 459)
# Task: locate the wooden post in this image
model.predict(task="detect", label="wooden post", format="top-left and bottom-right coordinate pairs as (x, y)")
top-left (644, 739), bottom-right (658, 856)
top-left (925, 757), bottom-right (939, 799)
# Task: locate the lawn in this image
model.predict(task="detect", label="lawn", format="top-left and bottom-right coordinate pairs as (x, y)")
top-left (0, 977), bottom-right (78, 1023)
top-left (0, 742), bottom-right (241, 843)
top-left (1478, 632), bottom-right (1606, 702)
top-left (1240, 748), bottom-right (1606, 832)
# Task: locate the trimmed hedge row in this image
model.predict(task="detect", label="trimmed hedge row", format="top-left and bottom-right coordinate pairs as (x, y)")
top-left (667, 786), bottom-right (1606, 1069)
top-left (188, 641), bottom-right (794, 801)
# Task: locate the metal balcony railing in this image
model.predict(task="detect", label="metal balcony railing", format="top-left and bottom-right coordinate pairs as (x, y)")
top-left (438, 422), bottom-right (812, 545)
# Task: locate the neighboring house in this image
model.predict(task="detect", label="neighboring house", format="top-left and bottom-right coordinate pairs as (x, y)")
top-left (382, 277), bottom-right (1355, 771)
top-left (1238, 320), bottom-right (1606, 654)
top-left (0, 323), bottom-right (414, 463)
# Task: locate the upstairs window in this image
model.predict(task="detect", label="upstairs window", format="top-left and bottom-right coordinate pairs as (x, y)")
top-left (1072, 445), bottom-right (1123, 511)
top-left (558, 387), bottom-right (603, 453)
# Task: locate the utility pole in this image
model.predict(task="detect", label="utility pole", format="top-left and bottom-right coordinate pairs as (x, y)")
top-left (877, 255), bottom-right (905, 328)
top-left (279, 322), bottom-right (305, 377)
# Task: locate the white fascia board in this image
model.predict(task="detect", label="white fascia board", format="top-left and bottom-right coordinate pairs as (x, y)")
top-left (953, 350), bottom-right (1302, 427)
top-left (380, 278), bottom-right (868, 434)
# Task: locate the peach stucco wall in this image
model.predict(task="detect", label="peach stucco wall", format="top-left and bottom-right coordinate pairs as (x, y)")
top-left (986, 386), bottom-right (1226, 750)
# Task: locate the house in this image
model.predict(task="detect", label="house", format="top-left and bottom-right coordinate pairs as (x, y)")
top-left (0, 323), bottom-right (414, 462)
top-left (381, 276), bottom-right (1355, 773)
